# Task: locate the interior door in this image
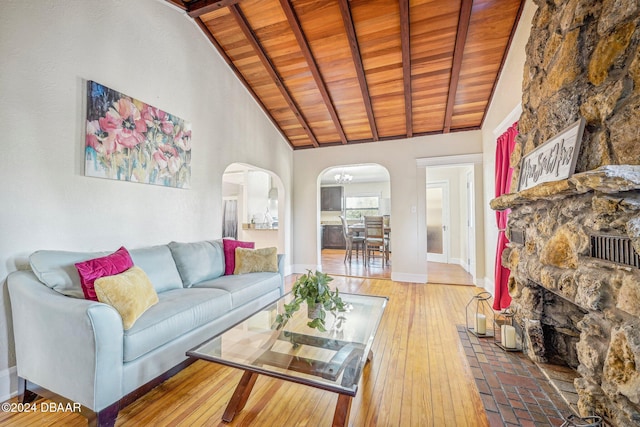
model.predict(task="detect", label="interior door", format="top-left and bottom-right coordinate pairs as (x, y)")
top-left (426, 182), bottom-right (450, 263)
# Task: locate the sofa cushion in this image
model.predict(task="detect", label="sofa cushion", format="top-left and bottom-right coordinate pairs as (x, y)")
top-left (168, 240), bottom-right (224, 287)
top-left (193, 272), bottom-right (282, 308)
top-left (123, 288), bottom-right (232, 362)
top-left (234, 247), bottom-right (278, 275)
top-left (128, 245), bottom-right (183, 293)
top-left (75, 247), bottom-right (134, 301)
top-left (30, 250), bottom-right (110, 298)
top-left (222, 239), bottom-right (254, 275)
top-left (95, 266), bottom-right (159, 330)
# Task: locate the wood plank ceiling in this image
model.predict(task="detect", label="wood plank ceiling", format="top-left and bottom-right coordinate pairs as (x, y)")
top-left (167, 0), bottom-right (524, 149)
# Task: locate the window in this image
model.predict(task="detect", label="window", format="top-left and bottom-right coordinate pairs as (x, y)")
top-left (345, 195), bottom-right (379, 220)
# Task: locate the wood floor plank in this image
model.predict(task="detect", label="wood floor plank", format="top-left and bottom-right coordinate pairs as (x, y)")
top-left (1, 277), bottom-right (490, 426)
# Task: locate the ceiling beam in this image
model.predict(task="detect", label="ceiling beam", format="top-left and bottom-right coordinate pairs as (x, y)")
top-left (443, 0), bottom-right (473, 133)
top-left (279, 0), bottom-right (348, 145)
top-left (184, 0), bottom-right (240, 18)
top-left (338, 0), bottom-right (379, 142)
top-left (229, 4), bottom-right (319, 147)
top-left (193, 17), bottom-right (295, 149)
top-left (399, 0), bottom-right (412, 138)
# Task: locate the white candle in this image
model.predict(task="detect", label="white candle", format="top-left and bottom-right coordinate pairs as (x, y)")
top-left (504, 325), bottom-right (516, 348)
top-left (476, 314), bottom-right (486, 335)
top-left (500, 325), bottom-right (507, 347)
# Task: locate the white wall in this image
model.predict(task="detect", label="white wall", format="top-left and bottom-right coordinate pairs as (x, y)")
top-left (0, 0), bottom-right (292, 397)
top-left (293, 132), bottom-right (483, 283)
top-left (480, 0), bottom-right (537, 294)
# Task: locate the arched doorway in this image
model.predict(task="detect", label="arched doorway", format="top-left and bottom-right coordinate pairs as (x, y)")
top-left (317, 163), bottom-right (391, 278)
top-left (222, 163), bottom-right (285, 252)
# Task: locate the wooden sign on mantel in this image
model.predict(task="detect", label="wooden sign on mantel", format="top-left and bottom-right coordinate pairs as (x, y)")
top-left (517, 118), bottom-right (586, 191)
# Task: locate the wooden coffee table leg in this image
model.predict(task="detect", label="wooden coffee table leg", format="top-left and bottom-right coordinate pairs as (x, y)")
top-left (332, 394), bottom-right (353, 427)
top-left (222, 371), bottom-right (259, 423)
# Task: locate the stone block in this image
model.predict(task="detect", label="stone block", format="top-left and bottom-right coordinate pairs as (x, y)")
top-left (540, 227), bottom-right (579, 269)
top-left (617, 274), bottom-right (640, 317)
top-left (627, 217), bottom-right (640, 255)
top-left (609, 96), bottom-right (640, 165)
top-left (588, 21), bottom-right (636, 86)
top-left (580, 79), bottom-right (625, 124)
top-left (575, 274), bottom-right (603, 310)
top-left (546, 28), bottom-right (582, 93)
top-left (603, 324), bottom-right (640, 405)
top-left (630, 46), bottom-right (640, 90)
top-left (598, 0), bottom-right (640, 35)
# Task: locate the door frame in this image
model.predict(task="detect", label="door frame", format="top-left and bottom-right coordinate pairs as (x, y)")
top-left (466, 170), bottom-right (476, 279)
top-left (426, 181), bottom-right (450, 263)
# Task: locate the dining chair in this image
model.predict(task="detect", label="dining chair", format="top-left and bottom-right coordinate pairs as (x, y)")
top-left (340, 215), bottom-right (364, 263)
top-left (364, 216), bottom-right (386, 267)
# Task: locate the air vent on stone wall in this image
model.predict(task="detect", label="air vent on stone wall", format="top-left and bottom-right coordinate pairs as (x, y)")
top-left (589, 235), bottom-right (640, 268)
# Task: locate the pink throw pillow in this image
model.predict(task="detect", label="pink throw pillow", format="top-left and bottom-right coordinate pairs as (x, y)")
top-left (75, 247), bottom-right (134, 301)
top-left (222, 239), bottom-right (254, 275)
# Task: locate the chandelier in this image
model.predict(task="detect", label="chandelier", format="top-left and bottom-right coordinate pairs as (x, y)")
top-left (334, 171), bottom-right (353, 184)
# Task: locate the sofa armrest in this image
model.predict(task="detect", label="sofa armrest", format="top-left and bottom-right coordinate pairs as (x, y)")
top-left (8, 270), bottom-right (123, 411)
top-left (277, 254), bottom-right (286, 295)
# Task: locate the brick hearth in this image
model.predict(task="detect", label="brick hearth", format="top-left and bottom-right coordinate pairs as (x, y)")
top-left (458, 325), bottom-right (575, 427)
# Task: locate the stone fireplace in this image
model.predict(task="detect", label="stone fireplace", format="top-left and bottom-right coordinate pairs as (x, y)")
top-left (489, 0), bottom-right (640, 425)
top-left (492, 167), bottom-right (640, 425)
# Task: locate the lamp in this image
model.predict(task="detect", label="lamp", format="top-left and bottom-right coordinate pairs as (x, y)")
top-left (334, 171), bottom-right (353, 184)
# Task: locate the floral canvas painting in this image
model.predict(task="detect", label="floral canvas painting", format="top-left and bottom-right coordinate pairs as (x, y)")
top-left (85, 81), bottom-right (191, 188)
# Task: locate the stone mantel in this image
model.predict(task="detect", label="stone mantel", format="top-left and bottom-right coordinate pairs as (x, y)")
top-left (491, 165), bottom-right (640, 211)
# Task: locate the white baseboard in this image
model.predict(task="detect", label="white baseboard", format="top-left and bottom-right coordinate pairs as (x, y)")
top-left (391, 272), bottom-right (427, 284)
top-left (0, 366), bottom-right (17, 402)
top-left (450, 257), bottom-right (463, 267)
top-left (483, 277), bottom-right (495, 294)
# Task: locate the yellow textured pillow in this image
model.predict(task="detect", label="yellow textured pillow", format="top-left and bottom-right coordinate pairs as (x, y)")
top-left (234, 247), bottom-right (278, 274)
top-left (94, 266), bottom-right (159, 330)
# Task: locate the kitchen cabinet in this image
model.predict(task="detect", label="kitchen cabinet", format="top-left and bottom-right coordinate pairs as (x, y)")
top-left (322, 225), bottom-right (346, 249)
top-left (321, 186), bottom-right (343, 211)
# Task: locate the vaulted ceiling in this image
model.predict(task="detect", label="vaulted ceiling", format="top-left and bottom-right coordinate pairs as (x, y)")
top-left (167, 0), bottom-right (524, 149)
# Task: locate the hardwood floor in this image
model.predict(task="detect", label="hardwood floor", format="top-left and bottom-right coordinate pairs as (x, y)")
top-left (322, 249), bottom-right (475, 286)
top-left (321, 249), bottom-right (391, 279)
top-left (0, 276), bottom-right (489, 426)
top-left (427, 262), bottom-right (474, 286)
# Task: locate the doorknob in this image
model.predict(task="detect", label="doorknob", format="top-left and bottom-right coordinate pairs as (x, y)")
top-left (443, 225), bottom-right (447, 231)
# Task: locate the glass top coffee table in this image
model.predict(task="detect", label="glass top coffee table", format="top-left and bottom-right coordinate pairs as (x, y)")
top-left (187, 292), bottom-right (387, 426)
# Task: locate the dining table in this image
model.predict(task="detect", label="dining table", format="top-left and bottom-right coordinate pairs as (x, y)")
top-left (348, 223), bottom-right (391, 235)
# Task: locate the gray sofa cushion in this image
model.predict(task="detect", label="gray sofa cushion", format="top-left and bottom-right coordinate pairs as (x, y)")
top-left (167, 240), bottom-right (224, 287)
top-left (123, 288), bottom-right (231, 362)
top-left (30, 245), bottom-right (184, 298)
top-left (193, 272), bottom-right (282, 308)
top-left (30, 250), bottom-right (110, 298)
top-left (129, 245), bottom-right (183, 293)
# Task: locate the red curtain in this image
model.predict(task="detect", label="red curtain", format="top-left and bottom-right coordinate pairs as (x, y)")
top-left (493, 122), bottom-right (518, 310)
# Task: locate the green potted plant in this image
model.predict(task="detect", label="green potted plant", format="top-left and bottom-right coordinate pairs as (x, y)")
top-left (275, 270), bottom-right (346, 332)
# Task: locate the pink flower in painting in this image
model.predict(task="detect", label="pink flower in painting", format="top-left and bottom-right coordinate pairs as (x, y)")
top-left (142, 106), bottom-right (174, 135)
top-left (100, 98), bottom-right (147, 149)
top-left (174, 129), bottom-right (192, 152)
top-left (153, 144), bottom-right (182, 175)
top-left (86, 120), bottom-right (117, 155)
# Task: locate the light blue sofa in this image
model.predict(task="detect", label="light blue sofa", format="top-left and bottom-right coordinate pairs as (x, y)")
top-left (7, 240), bottom-right (285, 426)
